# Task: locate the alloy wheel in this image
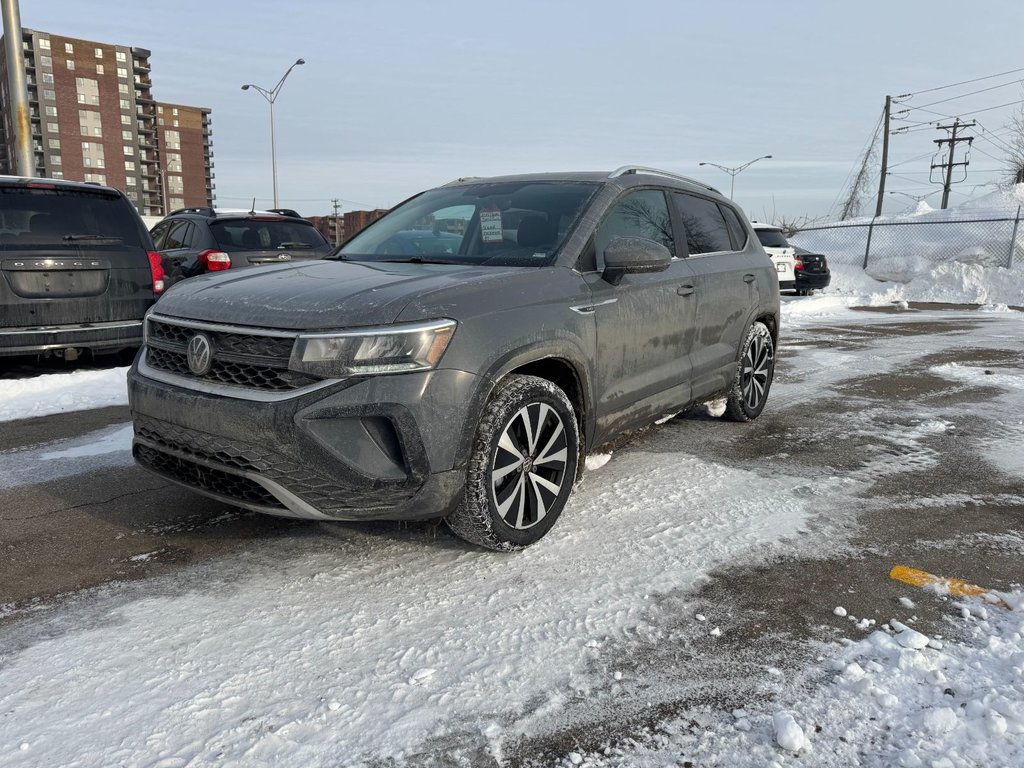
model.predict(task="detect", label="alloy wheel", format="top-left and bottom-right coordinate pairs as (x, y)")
top-left (741, 332), bottom-right (774, 410)
top-left (490, 402), bottom-right (569, 530)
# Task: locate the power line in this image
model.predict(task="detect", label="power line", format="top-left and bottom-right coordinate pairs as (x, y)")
top-left (896, 78), bottom-right (1024, 110)
top-left (896, 66), bottom-right (1024, 99)
top-left (970, 145), bottom-right (1007, 164)
top-left (907, 98), bottom-right (1024, 121)
top-left (887, 149), bottom-right (939, 169)
top-left (973, 121), bottom-right (1018, 154)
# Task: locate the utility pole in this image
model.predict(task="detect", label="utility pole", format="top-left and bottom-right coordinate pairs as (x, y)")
top-left (874, 95), bottom-right (891, 217)
top-left (931, 119), bottom-right (975, 209)
top-left (1, 0), bottom-right (33, 176)
top-left (331, 198), bottom-right (341, 245)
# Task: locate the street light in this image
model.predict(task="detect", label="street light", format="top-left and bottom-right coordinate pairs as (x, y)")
top-left (241, 58), bottom-right (305, 208)
top-left (698, 155), bottom-right (772, 199)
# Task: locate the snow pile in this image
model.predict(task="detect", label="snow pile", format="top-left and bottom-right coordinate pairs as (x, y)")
top-left (789, 184), bottom-right (1024, 306)
top-left (0, 366), bottom-right (129, 422)
top-left (564, 594), bottom-right (1024, 767)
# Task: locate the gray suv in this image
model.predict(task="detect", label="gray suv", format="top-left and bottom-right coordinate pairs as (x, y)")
top-left (128, 167), bottom-right (779, 550)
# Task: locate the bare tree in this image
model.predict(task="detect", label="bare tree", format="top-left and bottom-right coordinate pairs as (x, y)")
top-left (1002, 101), bottom-right (1024, 186)
top-left (771, 213), bottom-right (827, 237)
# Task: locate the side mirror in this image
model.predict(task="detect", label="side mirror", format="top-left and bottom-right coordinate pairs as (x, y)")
top-left (602, 236), bottom-right (672, 285)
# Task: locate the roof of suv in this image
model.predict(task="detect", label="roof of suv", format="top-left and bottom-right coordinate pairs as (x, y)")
top-left (164, 207), bottom-right (310, 222)
top-left (441, 167), bottom-right (722, 197)
top-left (0, 174), bottom-right (125, 196)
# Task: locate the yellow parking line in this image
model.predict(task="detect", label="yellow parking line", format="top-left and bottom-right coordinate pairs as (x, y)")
top-left (889, 565), bottom-right (1008, 608)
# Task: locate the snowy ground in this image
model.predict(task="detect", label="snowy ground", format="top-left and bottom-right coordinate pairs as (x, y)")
top-left (1, 262), bottom-right (1022, 765)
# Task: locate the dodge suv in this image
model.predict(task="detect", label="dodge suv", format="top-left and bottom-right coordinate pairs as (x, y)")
top-left (0, 176), bottom-right (162, 359)
top-left (129, 168), bottom-right (780, 550)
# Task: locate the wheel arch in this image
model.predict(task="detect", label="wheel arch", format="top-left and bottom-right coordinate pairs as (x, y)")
top-left (452, 345), bottom-right (595, 471)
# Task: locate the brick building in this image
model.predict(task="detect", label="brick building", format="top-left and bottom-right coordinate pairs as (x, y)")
top-left (343, 208), bottom-right (388, 238)
top-left (0, 28), bottom-right (214, 216)
top-left (307, 214), bottom-right (344, 245)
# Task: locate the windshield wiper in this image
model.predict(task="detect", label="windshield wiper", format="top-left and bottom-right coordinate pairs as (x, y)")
top-left (61, 234), bottom-right (124, 243)
top-left (376, 257), bottom-right (461, 265)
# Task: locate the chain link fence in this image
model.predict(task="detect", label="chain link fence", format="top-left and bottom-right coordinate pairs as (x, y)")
top-left (789, 208), bottom-right (1023, 273)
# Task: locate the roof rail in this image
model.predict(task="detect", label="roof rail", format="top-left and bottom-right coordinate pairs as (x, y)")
top-left (168, 206), bottom-right (216, 217)
top-left (267, 207), bottom-right (301, 218)
top-left (608, 165), bottom-right (720, 194)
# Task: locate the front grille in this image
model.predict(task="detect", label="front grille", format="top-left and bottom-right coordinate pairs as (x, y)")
top-left (134, 444), bottom-right (285, 509)
top-left (145, 318), bottom-right (319, 392)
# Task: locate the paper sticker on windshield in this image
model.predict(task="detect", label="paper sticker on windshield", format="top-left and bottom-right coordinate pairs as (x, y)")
top-left (480, 209), bottom-right (503, 243)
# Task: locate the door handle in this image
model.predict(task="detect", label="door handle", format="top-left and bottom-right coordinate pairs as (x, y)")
top-left (743, 274), bottom-right (756, 283)
top-left (677, 284), bottom-right (695, 296)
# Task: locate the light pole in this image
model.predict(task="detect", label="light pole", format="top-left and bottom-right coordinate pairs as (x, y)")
top-left (698, 155), bottom-right (772, 199)
top-left (241, 58), bottom-right (305, 208)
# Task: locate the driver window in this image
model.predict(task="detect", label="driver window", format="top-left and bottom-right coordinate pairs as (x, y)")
top-left (593, 190), bottom-right (674, 271)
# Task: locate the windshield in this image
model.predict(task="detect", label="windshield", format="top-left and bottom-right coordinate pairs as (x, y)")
top-left (211, 219), bottom-right (329, 251)
top-left (755, 229), bottom-right (790, 248)
top-left (338, 181), bottom-right (598, 266)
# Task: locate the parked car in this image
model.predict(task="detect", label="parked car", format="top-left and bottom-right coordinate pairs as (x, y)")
top-left (0, 175), bottom-right (162, 360)
top-left (128, 167), bottom-right (780, 550)
top-left (150, 207), bottom-right (332, 288)
top-left (793, 246), bottom-right (831, 295)
top-left (751, 222), bottom-right (797, 292)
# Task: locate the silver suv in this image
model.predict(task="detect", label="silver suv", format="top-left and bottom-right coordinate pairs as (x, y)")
top-left (128, 167), bottom-right (779, 549)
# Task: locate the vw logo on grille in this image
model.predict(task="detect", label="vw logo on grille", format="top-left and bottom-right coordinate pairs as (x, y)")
top-left (277, 253), bottom-right (292, 261)
top-left (186, 333), bottom-right (214, 376)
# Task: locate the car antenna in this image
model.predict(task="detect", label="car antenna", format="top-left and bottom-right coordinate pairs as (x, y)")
top-left (249, 197), bottom-right (256, 215)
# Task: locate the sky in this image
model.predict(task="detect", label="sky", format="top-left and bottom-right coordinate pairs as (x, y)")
top-left (18, 0), bottom-right (1024, 220)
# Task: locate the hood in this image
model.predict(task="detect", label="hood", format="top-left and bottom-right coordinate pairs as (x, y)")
top-left (152, 259), bottom-right (528, 330)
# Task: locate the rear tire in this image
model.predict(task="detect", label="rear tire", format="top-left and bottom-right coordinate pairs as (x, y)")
top-left (724, 321), bottom-right (775, 422)
top-left (445, 375), bottom-right (580, 551)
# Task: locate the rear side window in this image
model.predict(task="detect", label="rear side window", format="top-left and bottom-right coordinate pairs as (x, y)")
top-left (0, 187), bottom-right (145, 247)
top-left (162, 220), bottom-right (192, 249)
top-left (672, 193), bottom-right (732, 255)
top-left (210, 219), bottom-right (328, 250)
top-left (720, 205), bottom-right (748, 250)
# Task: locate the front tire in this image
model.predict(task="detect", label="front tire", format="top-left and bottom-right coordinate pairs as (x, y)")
top-left (445, 375), bottom-right (580, 551)
top-left (724, 321), bottom-right (775, 422)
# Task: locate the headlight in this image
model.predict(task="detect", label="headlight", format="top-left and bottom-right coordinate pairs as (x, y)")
top-left (290, 319), bottom-right (457, 377)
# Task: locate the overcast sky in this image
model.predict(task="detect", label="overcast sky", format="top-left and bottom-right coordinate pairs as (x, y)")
top-left (21, 0), bottom-right (1024, 219)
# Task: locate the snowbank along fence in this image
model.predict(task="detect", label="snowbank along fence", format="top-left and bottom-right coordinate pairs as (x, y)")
top-left (789, 206), bottom-right (1023, 272)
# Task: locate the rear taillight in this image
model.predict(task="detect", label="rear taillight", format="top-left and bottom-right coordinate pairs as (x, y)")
top-left (147, 251), bottom-right (165, 293)
top-left (794, 258), bottom-right (804, 271)
top-left (199, 249), bottom-right (232, 272)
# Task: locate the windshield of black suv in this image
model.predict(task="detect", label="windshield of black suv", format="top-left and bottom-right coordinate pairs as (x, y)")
top-left (754, 229), bottom-right (791, 248)
top-left (211, 218), bottom-right (329, 251)
top-left (338, 181), bottom-right (598, 266)
top-left (0, 186), bottom-right (145, 247)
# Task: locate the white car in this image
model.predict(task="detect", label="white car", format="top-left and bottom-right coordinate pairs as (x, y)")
top-left (751, 222), bottom-right (796, 291)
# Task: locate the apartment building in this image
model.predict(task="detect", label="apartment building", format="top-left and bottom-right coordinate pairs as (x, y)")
top-left (0, 28), bottom-right (214, 216)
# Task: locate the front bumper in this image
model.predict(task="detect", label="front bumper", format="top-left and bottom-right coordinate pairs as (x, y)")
top-left (128, 360), bottom-right (483, 521)
top-left (0, 319), bottom-right (143, 356)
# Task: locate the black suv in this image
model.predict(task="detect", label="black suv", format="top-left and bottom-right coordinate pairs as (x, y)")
top-left (150, 207), bottom-right (332, 288)
top-left (0, 176), bottom-right (162, 359)
top-left (129, 168), bottom-right (779, 550)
